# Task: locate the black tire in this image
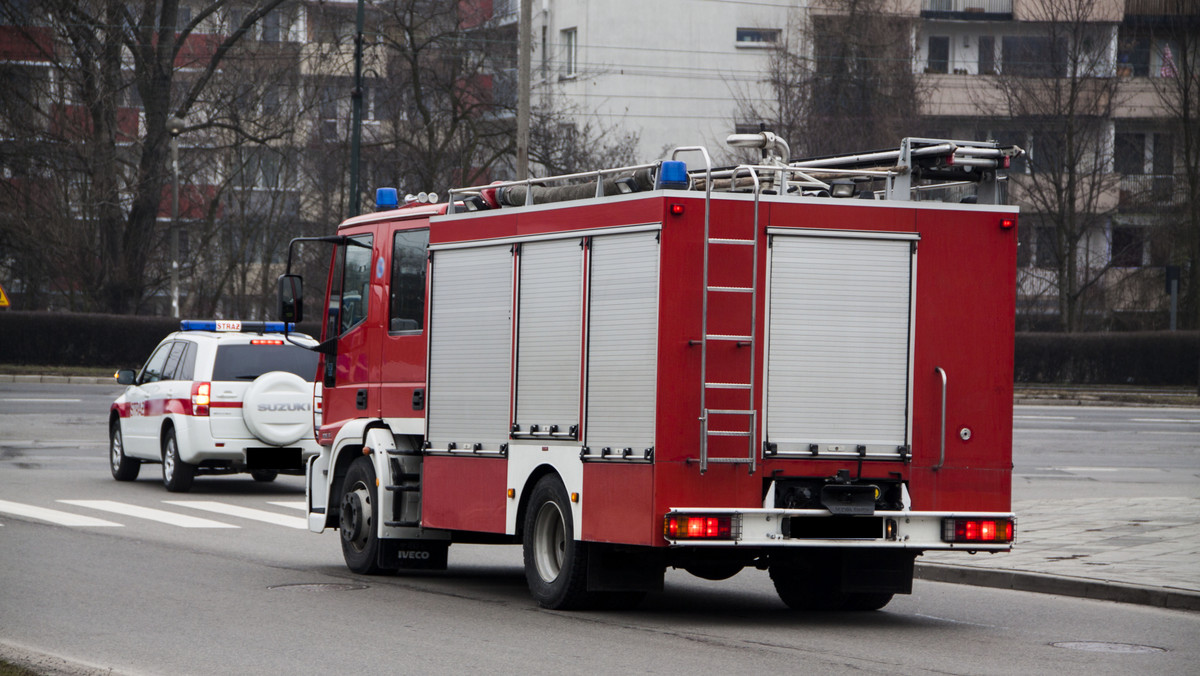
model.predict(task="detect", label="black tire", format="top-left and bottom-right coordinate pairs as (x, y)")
top-left (109, 421), bottom-right (140, 481)
top-left (339, 456), bottom-right (386, 575)
top-left (161, 427), bottom-right (195, 493)
top-left (842, 592), bottom-right (894, 611)
top-left (770, 565), bottom-right (848, 611)
top-left (522, 475), bottom-right (590, 610)
top-left (250, 470), bottom-right (278, 483)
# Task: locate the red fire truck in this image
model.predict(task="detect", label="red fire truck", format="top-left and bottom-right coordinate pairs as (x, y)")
top-left (278, 133), bottom-right (1020, 611)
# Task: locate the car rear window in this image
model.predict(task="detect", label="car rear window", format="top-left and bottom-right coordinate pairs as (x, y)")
top-left (212, 344), bottom-right (320, 382)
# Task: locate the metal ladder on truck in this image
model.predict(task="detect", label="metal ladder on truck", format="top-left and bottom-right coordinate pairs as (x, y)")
top-left (674, 147), bottom-right (763, 475)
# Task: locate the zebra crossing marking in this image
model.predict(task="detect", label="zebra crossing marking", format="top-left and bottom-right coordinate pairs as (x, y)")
top-left (165, 501), bottom-right (307, 529)
top-left (0, 499), bottom-right (123, 527)
top-left (57, 500), bottom-right (239, 528)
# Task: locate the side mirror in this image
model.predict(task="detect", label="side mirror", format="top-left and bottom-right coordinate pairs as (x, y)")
top-left (115, 369), bottom-right (136, 385)
top-left (278, 274), bottom-right (304, 324)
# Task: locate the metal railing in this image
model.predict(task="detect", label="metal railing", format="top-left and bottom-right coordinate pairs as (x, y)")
top-left (921, 0), bottom-right (1012, 14)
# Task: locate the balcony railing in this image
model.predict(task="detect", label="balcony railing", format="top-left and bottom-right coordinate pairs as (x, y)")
top-left (1119, 174), bottom-right (1182, 208)
top-left (921, 0), bottom-right (1013, 17)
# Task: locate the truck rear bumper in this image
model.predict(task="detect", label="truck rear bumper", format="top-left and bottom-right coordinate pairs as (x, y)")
top-left (664, 508), bottom-right (1015, 551)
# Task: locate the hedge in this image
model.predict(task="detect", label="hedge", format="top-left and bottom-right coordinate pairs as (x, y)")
top-left (0, 311), bottom-right (319, 369)
top-left (0, 312), bottom-right (1196, 385)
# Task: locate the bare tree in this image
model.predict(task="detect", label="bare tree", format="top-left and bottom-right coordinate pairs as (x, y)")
top-left (736, 0), bottom-right (923, 159)
top-left (1144, 6), bottom-right (1200, 329)
top-left (986, 0), bottom-right (1125, 331)
top-left (0, 0), bottom-right (288, 313)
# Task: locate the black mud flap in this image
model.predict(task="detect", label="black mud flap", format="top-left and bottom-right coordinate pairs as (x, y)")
top-left (586, 545), bottom-right (665, 592)
top-left (379, 539), bottom-right (449, 571)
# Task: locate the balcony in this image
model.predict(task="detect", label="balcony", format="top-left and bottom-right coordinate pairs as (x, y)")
top-left (921, 0), bottom-right (1012, 20)
top-left (1118, 174), bottom-right (1182, 209)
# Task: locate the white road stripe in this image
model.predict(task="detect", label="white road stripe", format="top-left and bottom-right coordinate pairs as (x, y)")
top-left (1131, 418), bottom-right (1200, 424)
top-left (268, 501), bottom-right (308, 511)
top-left (165, 501), bottom-right (307, 529)
top-left (0, 398), bottom-right (83, 403)
top-left (1014, 415), bottom-right (1077, 420)
top-left (0, 499), bottom-right (123, 527)
top-left (58, 500), bottom-right (238, 528)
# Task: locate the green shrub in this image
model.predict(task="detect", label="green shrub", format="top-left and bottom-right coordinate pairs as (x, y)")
top-left (1015, 331), bottom-right (1199, 385)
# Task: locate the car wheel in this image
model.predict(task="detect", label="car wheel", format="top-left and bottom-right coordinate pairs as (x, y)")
top-left (522, 475), bottom-right (590, 610)
top-left (109, 421), bottom-right (140, 481)
top-left (161, 427), bottom-right (195, 493)
top-left (340, 456), bottom-right (386, 575)
top-left (250, 470), bottom-right (278, 483)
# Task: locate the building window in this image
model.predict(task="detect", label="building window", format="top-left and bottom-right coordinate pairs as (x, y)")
top-left (736, 28), bottom-right (780, 47)
top-left (1114, 133), bottom-right (1146, 175)
top-left (262, 10), bottom-right (281, 42)
top-left (1111, 227), bottom-right (1144, 268)
top-left (1002, 36), bottom-right (1067, 77)
top-left (1035, 226), bottom-right (1060, 270)
top-left (927, 36), bottom-right (949, 73)
top-left (978, 35), bottom-right (995, 74)
top-left (319, 86), bottom-right (339, 142)
top-left (1118, 37), bottom-right (1150, 77)
top-left (561, 28), bottom-right (577, 77)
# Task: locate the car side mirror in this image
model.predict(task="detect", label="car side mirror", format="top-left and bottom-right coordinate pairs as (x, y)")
top-left (115, 369), bottom-right (137, 385)
top-left (278, 274), bottom-right (304, 324)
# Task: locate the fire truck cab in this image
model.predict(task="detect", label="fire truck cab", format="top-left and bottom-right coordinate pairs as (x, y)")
top-left (280, 134), bottom-right (1020, 610)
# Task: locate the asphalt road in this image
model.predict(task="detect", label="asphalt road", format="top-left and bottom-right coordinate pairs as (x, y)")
top-left (1, 383), bottom-right (1198, 675)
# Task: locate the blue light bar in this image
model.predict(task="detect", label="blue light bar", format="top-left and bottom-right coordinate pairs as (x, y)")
top-left (180, 320), bottom-right (294, 333)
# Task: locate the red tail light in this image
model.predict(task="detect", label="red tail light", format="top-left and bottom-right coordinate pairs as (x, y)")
top-left (191, 382), bottom-right (211, 416)
top-left (942, 518), bottom-right (1014, 544)
top-left (250, 339), bottom-right (284, 345)
top-left (664, 514), bottom-right (738, 540)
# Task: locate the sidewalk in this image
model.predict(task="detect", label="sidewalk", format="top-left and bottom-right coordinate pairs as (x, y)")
top-left (918, 496), bottom-right (1200, 611)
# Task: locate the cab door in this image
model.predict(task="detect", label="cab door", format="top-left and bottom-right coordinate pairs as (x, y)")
top-left (379, 227), bottom-right (429, 428)
top-left (322, 232), bottom-right (380, 431)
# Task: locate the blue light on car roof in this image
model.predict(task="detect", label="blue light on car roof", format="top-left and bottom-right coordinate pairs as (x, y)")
top-left (180, 320), bottom-right (294, 333)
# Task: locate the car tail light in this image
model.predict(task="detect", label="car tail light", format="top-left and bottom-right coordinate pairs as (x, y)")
top-left (664, 514), bottom-right (739, 540)
top-left (942, 518), bottom-right (1014, 544)
top-left (191, 382), bottom-right (211, 416)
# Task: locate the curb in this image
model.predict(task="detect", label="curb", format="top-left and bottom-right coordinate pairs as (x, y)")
top-left (916, 562), bottom-right (1200, 612)
top-left (0, 374), bottom-right (114, 384)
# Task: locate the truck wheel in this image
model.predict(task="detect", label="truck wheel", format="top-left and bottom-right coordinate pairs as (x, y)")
top-left (109, 421), bottom-right (140, 481)
top-left (523, 475), bottom-right (590, 609)
top-left (161, 428), bottom-right (194, 493)
top-left (340, 456), bottom-right (386, 575)
top-left (769, 564), bottom-right (847, 611)
top-left (250, 470), bottom-right (278, 483)
top-left (842, 593), bottom-right (894, 611)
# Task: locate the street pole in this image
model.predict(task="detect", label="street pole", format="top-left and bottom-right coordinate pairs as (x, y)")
top-left (167, 116), bottom-right (185, 318)
top-left (348, 0), bottom-right (366, 217)
top-left (516, 0), bottom-right (531, 179)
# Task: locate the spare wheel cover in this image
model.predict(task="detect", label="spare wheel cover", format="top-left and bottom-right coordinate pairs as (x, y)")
top-left (242, 371), bottom-right (312, 446)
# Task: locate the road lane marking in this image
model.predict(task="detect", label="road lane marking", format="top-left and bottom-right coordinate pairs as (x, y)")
top-left (1130, 418), bottom-right (1200, 424)
top-left (0, 398), bottom-right (83, 403)
top-left (58, 500), bottom-right (238, 528)
top-left (165, 501), bottom-right (307, 529)
top-left (1014, 415), bottom-right (1077, 420)
top-left (268, 501), bottom-right (307, 511)
top-left (0, 499), bottom-right (123, 527)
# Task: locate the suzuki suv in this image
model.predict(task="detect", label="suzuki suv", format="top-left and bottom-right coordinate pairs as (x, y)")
top-left (110, 320), bottom-right (320, 492)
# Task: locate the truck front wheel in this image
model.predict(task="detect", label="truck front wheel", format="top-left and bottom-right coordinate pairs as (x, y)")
top-left (339, 456), bottom-right (386, 575)
top-left (523, 475), bottom-right (590, 609)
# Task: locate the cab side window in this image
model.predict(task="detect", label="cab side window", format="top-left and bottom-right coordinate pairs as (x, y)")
top-left (389, 229), bottom-right (429, 332)
top-left (329, 234), bottom-right (374, 337)
top-left (138, 342), bottom-right (173, 384)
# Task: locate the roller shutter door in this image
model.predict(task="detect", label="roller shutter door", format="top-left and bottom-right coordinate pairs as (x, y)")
top-left (766, 232), bottom-right (914, 457)
top-left (585, 231), bottom-right (659, 453)
top-left (514, 238), bottom-right (583, 436)
top-left (427, 245), bottom-right (513, 450)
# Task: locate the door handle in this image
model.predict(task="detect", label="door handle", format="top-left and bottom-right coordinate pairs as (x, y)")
top-left (933, 367), bottom-right (947, 472)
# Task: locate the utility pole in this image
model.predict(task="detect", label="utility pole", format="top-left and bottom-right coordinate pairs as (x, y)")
top-left (167, 116), bottom-right (186, 318)
top-left (348, 0), bottom-right (367, 217)
top-left (516, 0), bottom-right (532, 179)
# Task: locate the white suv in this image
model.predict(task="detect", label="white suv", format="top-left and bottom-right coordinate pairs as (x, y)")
top-left (109, 320), bottom-right (321, 492)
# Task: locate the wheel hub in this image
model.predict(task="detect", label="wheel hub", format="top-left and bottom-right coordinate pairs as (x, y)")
top-left (340, 487), bottom-right (371, 549)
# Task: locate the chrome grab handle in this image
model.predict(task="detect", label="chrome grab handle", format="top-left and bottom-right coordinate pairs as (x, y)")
top-left (934, 367), bottom-right (947, 471)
